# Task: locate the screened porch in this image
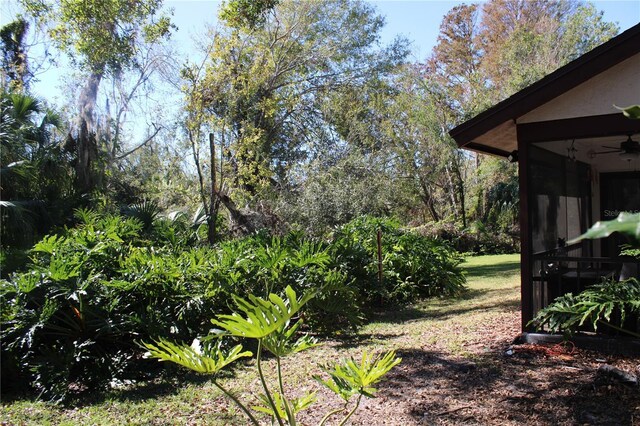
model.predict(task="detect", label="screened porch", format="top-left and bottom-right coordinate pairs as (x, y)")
top-left (526, 136), bottom-right (640, 333)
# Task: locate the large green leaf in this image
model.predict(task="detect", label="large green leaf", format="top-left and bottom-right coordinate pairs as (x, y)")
top-left (615, 104), bottom-right (640, 120)
top-left (142, 338), bottom-right (252, 374)
top-left (211, 286), bottom-right (315, 339)
top-left (315, 350), bottom-right (401, 401)
top-left (568, 212), bottom-right (640, 244)
top-left (262, 320), bottom-right (320, 358)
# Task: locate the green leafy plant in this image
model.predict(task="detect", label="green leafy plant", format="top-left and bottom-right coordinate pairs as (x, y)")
top-left (0, 210), bottom-right (222, 401)
top-left (314, 351), bottom-right (401, 425)
top-left (615, 104), bottom-right (640, 120)
top-left (567, 212), bottom-right (640, 244)
top-left (330, 216), bottom-right (466, 307)
top-left (531, 278), bottom-right (640, 338)
top-left (143, 286), bottom-right (401, 425)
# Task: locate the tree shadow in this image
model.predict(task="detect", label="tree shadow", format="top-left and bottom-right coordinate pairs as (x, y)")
top-left (376, 346), bottom-right (639, 425)
top-left (462, 260), bottom-right (521, 278)
top-left (331, 332), bottom-right (408, 349)
top-left (368, 290), bottom-right (520, 325)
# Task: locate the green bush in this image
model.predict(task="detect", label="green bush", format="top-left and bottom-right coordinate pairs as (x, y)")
top-left (0, 212), bottom-right (221, 401)
top-left (210, 231), bottom-right (363, 331)
top-left (330, 216), bottom-right (466, 307)
top-left (415, 221), bottom-right (518, 255)
top-left (1, 213), bottom-right (465, 401)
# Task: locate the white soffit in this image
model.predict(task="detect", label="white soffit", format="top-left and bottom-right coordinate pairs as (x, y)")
top-left (518, 54), bottom-right (640, 124)
top-left (473, 120), bottom-right (517, 153)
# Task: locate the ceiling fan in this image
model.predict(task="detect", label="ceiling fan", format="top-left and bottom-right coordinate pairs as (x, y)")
top-left (587, 135), bottom-right (640, 160)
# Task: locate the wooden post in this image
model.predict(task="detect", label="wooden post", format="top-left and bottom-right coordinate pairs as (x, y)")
top-left (377, 228), bottom-right (383, 287)
top-left (208, 133), bottom-right (217, 244)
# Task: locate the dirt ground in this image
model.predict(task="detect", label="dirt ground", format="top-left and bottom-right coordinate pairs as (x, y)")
top-left (301, 310), bottom-right (640, 426)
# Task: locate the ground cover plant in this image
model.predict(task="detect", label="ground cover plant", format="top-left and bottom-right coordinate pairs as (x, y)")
top-left (4, 254), bottom-right (638, 425)
top-left (0, 212), bottom-right (464, 402)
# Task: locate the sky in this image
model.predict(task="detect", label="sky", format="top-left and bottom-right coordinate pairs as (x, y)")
top-left (1, 0), bottom-right (639, 111)
top-left (165, 1), bottom-right (640, 59)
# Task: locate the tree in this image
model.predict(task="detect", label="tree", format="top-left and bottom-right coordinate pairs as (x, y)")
top-left (0, 91), bottom-right (74, 248)
top-left (184, 0), bottom-right (408, 237)
top-left (415, 0), bottom-right (619, 230)
top-left (19, 0), bottom-right (174, 194)
top-left (0, 19), bottom-right (31, 92)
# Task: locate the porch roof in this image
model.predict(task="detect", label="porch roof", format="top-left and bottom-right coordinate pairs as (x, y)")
top-left (449, 23), bottom-right (640, 158)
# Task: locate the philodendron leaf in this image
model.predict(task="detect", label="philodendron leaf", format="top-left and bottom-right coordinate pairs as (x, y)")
top-left (615, 104), bottom-right (640, 120)
top-left (251, 391), bottom-right (317, 418)
top-left (315, 350), bottom-right (401, 401)
top-left (142, 338), bottom-right (251, 374)
top-left (567, 212), bottom-right (640, 244)
top-left (262, 320), bottom-right (320, 357)
top-left (211, 286), bottom-right (316, 339)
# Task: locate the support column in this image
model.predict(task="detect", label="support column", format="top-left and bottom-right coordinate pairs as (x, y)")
top-left (517, 136), bottom-right (534, 331)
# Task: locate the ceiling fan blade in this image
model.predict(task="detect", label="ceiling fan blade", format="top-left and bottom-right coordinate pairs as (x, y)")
top-left (593, 150), bottom-right (622, 154)
top-left (601, 145), bottom-right (622, 150)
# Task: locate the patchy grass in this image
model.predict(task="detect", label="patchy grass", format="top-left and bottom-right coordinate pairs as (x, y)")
top-left (3, 254), bottom-right (639, 425)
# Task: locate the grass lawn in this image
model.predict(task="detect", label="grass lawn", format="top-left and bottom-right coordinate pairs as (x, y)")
top-left (3, 254), bottom-right (639, 425)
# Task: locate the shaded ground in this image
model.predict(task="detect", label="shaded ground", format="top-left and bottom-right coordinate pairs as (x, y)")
top-left (297, 255), bottom-right (640, 426)
top-left (2, 254), bottom-right (639, 425)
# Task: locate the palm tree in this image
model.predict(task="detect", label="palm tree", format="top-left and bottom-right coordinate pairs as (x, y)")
top-left (1, 91), bottom-right (74, 250)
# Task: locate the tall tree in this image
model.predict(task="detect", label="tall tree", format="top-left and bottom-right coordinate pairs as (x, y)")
top-left (19, 0), bottom-right (174, 194)
top-left (185, 0), bottom-right (408, 236)
top-left (416, 0), bottom-right (619, 229)
top-left (0, 19), bottom-right (31, 92)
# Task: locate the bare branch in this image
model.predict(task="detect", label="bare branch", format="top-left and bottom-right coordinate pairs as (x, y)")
top-left (114, 124), bottom-right (162, 160)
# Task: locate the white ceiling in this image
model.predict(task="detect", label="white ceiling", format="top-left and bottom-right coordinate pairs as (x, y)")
top-left (534, 134), bottom-right (640, 173)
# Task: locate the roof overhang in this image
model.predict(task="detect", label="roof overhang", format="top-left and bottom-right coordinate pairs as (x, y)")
top-left (449, 23), bottom-right (640, 157)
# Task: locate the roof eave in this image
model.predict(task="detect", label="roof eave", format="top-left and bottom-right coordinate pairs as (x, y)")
top-left (449, 23), bottom-right (640, 149)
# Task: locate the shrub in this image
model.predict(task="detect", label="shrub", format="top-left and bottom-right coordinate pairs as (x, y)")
top-left (0, 212), bottom-right (221, 401)
top-left (211, 231), bottom-right (363, 331)
top-left (330, 216), bottom-right (466, 307)
top-left (530, 278), bottom-right (640, 338)
top-left (1, 213), bottom-right (465, 401)
top-left (415, 221), bottom-right (518, 255)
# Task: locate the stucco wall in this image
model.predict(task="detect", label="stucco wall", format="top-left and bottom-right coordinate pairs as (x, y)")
top-left (518, 53), bottom-right (640, 124)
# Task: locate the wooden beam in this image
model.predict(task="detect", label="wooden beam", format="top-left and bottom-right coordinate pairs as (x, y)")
top-left (517, 114), bottom-right (640, 144)
top-left (518, 136), bottom-right (534, 332)
top-left (462, 142), bottom-right (511, 158)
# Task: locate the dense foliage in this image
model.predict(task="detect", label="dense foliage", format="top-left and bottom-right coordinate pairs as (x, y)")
top-left (331, 216), bottom-right (465, 305)
top-left (1, 212), bottom-right (464, 401)
top-left (531, 278), bottom-right (640, 338)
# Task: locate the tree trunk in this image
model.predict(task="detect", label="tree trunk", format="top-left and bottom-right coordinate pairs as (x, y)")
top-left (219, 192), bottom-right (256, 236)
top-left (452, 155), bottom-right (467, 228)
top-left (417, 175), bottom-right (440, 222)
top-left (75, 70), bottom-right (103, 193)
top-left (445, 164), bottom-right (459, 221)
top-left (208, 133), bottom-right (220, 244)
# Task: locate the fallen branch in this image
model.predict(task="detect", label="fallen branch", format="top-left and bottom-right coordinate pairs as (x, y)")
top-left (437, 405), bottom-right (473, 416)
